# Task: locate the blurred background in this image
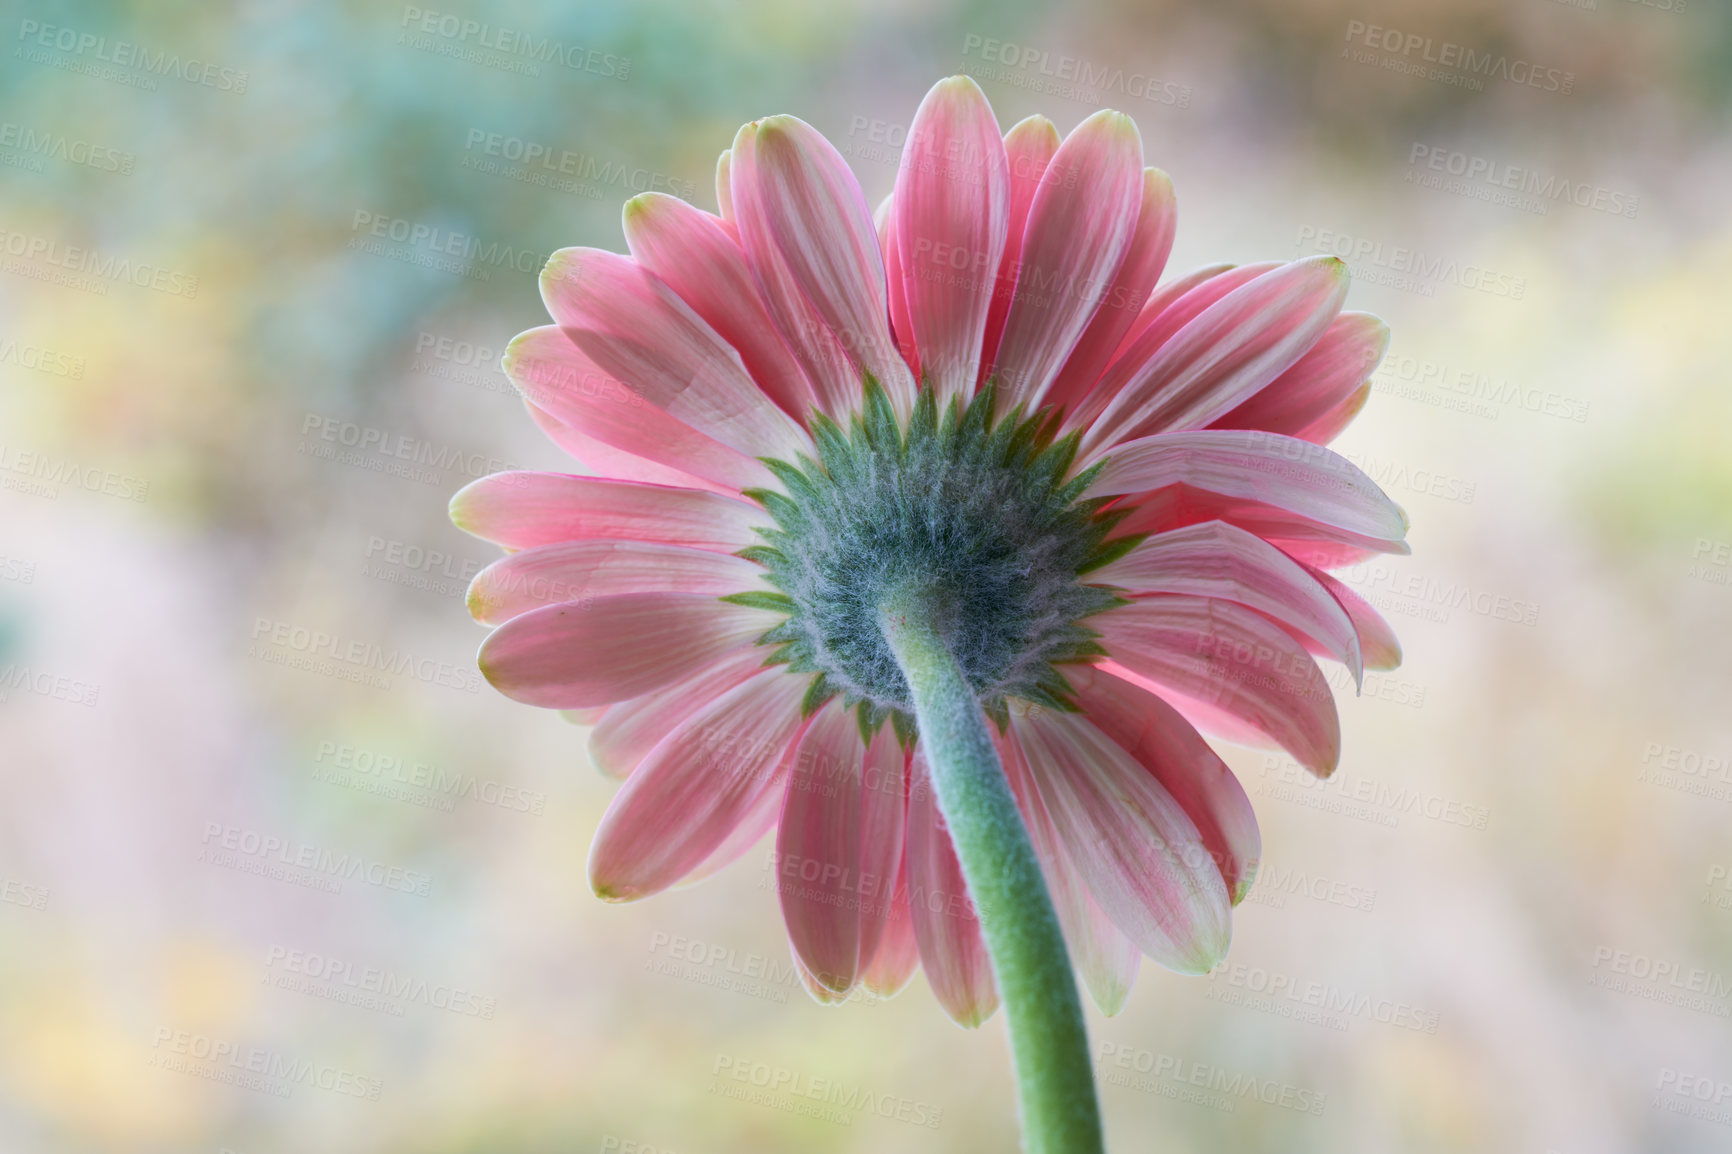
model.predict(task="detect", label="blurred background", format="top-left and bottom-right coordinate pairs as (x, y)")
top-left (2, 0), bottom-right (1730, 1150)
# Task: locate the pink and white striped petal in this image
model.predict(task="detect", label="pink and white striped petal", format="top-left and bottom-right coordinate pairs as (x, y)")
top-left (997, 725), bottom-right (1141, 1014)
top-left (524, 399), bottom-right (729, 495)
top-left (1065, 664), bottom-right (1261, 905)
top-left (1212, 312), bottom-right (1388, 439)
top-left (450, 473), bottom-right (768, 553)
top-left (1044, 168), bottom-right (1176, 413)
top-left (541, 248), bottom-right (814, 461)
top-left (874, 194), bottom-right (920, 376)
top-left (906, 749), bottom-right (999, 1026)
top-left (587, 667), bottom-right (806, 900)
top-left (477, 593), bottom-right (777, 709)
top-left (731, 116), bottom-right (916, 413)
top-left (1094, 594), bottom-right (1342, 777)
top-left (622, 192), bottom-right (819, 422)
top-left (1081, 257), bottom-right (1350, 455)
top-left (1105, 262), bottom-right (1242, 369)
top-left (1092, 520), bottom-right (1363, 681)
top-left (991, 111), bottom-right (1145, 411)
top-left (777, 701), bottom-right (907, 999)
top-left (507, 327), bottom-right (773, 495)
top-left (466, 540), bottom-right (762, 626)
top-left (587, 645), bottom-right (770, 779)
top-left (1290, 382), bottom-right (1372, 446)
top-left (1010, 707), bottom-right (1231, 975)
top-left (892, 75), bottom-right (1009, 403)
top-left (862, 864), bottom-right (921, 999)
top-left (978, 114), bottom-right (1061, 386)
top-left (1306, 565), bottom-right (1403, 670)
top-left (1084, 428), bottom-right (1410, 547)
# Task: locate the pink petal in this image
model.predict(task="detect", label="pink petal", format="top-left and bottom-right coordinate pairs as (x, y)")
top-left (892, 76), bottom-right (1009, 403)
top-left (715, 150), bottom-right (734, 224)
top-left (996, 725), bottom-right (1140, 1014)
top-left (1085, 428), bottom-right (1410, 546)
top-left (450, 473), bottom-right (768, 553)
top-left (467, 540), bottom-right (761, 626)
top-left (524, 398), bottom-right (731, 495)
top-left (1306, 565), bottom-right (1403, 671)
top-left (862, 862), bottom-right (920, 999)
top-left (588, 646), bottom-right (769, 779)
top-left (876, 195), bottom-right (921, 377)
top-left (1044, 168), bottom-right (1176, 412)
top-left (1011, 706), bottom-right (1231, 975)
top-left (731, 116), bottom-right (916, 414)
top-left (906, 748), bottom-right (999, 1026)
top-left (540, 248), bottom-right (813, 461)
top-left (1092, 519), bottom-right (1363, 681)
top-left (622, 192), bottom-right (820, 422)
top-left (776, 702), bottom-right (906, 998)
top-left (990, 111), bottom-right (1145, 411)
top-left (1213, 313), bottom-right (1389, 439)
top-left (1291, 381), bottom-right (1372, 446)
top-left (1066, 665), bottom-right (1261, 905)
top-left (1105, 261), bottom-right (1241, 368)
top-left (1094, 594), bottom-right (1342, 776)
top-left (478, 593), bottom-right (776, 709)
top-left (1081, 257), bottom-right (1350, 455)
top-left (978, 114), bottom-right (1061, 386)
top-left (587, 667), bottom-right (806, 900)
top-left (507, 327), bottom-right (773, 495)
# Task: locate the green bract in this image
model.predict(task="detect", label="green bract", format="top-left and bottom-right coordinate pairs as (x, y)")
top-left (724, 380), bottom-right (1138, 743)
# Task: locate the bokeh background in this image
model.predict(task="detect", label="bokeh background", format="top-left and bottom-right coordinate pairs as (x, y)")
top-left (3, 0), bottom-right (1731, 1151)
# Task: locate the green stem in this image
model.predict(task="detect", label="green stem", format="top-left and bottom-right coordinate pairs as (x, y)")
top-left (880, 584), bottom-right (1104, 1154)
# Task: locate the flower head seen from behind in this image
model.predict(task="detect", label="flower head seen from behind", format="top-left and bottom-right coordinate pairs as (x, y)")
top-left (452, 75), bottom-right (1407, 1028)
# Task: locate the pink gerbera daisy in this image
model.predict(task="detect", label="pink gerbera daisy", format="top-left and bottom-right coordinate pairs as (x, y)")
top-left (453, 75), bottom-right (1405, 1150)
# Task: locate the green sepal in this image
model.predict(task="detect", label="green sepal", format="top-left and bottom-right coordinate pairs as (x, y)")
top-left (720, 590), bottom-right (796, 613)
top-left (801, 674), bottom-right (837, 717)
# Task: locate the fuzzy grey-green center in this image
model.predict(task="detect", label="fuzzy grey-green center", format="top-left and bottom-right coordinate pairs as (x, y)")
top-left (726, 382), bottom-right (1135, 739)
